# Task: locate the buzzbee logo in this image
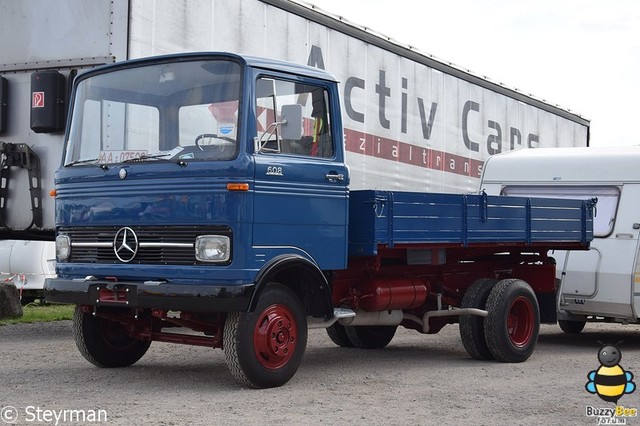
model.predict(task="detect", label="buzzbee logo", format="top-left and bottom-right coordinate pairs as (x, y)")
top-left (586, 341), bottom-right (635, 403)
top-left (584, 341), bottom-right (637, 424)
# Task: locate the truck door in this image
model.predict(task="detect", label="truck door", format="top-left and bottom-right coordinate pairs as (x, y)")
top-left (251, 76), bottom-right (349, 270)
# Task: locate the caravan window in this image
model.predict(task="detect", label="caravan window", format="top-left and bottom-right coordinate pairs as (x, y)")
top-left (502, 186), bottom-right (619, 237)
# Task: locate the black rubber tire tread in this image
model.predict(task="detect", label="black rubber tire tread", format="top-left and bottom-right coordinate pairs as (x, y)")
top-left (326, 322), bottom-right (355, 347)
top-left (223, 312), bottom-right (245, 384)
top-left (20, 297), bottom-right (37, 306)
top-left (459, 278), bottom-right (499, 360)
top-left (72, 306), bottom-right (150, 368)
top-left (484, 279), bottom-right (540, 363)
top-left (223, 283), bottom-right (307, 388)
top-left (558, 319), bottom-right (586, 334)
top-left (344, 325), bottom-right (397, 349)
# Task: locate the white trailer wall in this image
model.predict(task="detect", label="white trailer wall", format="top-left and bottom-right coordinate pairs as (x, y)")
top-left (0, 0), bottom-right (128, 290)
top-left (0, 0), bottom-right (589, 233)
top-left (129, 0), bottom-right (589, 193)
top-left (0, 0), bottom-right (128, 232)
top-left (0, 0), bottom-right (587, 294)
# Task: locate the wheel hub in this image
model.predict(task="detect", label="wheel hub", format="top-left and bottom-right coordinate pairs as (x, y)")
top-left (507, 296), bottom-right (534, 347)
top-left (254, 304), bottom-right (297, 369)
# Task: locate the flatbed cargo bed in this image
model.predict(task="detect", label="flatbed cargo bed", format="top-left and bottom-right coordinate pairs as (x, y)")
top-left (348, 190), bottom-right (594, 256)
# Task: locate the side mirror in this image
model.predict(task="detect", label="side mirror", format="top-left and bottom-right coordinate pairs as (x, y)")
top-left (254, 104), bottom-right (304, 153)
top-left (280, 104), bottom-right (303, 140)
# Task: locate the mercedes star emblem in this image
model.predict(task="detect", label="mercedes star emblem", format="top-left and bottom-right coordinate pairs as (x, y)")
top-left (113, 227), bottom-right (139, 262)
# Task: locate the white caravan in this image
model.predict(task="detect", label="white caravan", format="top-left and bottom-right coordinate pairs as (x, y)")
top-left (480, 146), bottom-right (640, 333)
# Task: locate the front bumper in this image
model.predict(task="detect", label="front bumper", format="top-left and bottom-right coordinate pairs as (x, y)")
top-left (44, 278), bottom-right (253, 312)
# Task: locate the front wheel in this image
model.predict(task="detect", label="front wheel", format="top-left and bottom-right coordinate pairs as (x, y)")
top-left (73, 306), bottom-right (151, 368)
top-left (484, 279), bottom-right (540, 363)
top-left (224, 283), bottom-right (307, 388)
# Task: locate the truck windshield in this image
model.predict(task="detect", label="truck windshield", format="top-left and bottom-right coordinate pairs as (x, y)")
top-left (64, 59), bottom-right (242, 165)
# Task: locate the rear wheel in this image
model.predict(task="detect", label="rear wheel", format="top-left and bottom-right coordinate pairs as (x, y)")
top-left (326, 322), bottom-right (355, 348)
top-left (484, 279), bottom-right (540, 363)
top-left (558, 319), bottom-right (586, 334)
top-left (73, 306), bottom-right (150, 368)
top-left (224, 283), bottom-right (307, 388)
top-left (459, 278), bottom-right (498, 360)
top-left (20, 296), bottom-right (37, 306)
top-left (344, 325), bottom-right (397, 349)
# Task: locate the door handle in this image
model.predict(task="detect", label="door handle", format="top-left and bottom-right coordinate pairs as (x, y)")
top-left (325, 173), bottom-right (344, 182)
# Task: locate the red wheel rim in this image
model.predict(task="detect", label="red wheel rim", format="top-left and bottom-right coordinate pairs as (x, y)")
top-left (507, 296), bottom-right (534, 347)
top-left (253, 304), bottom-right (298, 369)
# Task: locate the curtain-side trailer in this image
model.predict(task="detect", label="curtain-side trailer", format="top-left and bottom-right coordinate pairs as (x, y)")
top-left (0, 0), bottom-right (588, 299)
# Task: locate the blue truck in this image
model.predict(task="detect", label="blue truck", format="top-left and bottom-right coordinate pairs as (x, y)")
top-left (44, 52), bottom-right (594, 388)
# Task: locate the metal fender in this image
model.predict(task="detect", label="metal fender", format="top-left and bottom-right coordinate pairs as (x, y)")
top-left (249, 254), bottom-right (333, 320)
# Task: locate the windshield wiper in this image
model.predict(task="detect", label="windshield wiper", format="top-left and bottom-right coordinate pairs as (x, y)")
top-left (122, 152), bottom-right (188, 168)
top-left (66, 158), bottom-right (100, 167)
top-left (66, 158), bottom-right (111, 171)
top-left (64, 158), bottom-right (109, 172)
top-left (122, 153), bottom-right (172, 163)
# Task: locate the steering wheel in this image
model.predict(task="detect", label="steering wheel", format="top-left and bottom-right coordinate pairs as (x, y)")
top-left (195, 133), bottom-right (235, 152)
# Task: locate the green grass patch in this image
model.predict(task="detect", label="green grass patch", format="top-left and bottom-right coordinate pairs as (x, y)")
top-left (0, 303), bottom-right (74, 325)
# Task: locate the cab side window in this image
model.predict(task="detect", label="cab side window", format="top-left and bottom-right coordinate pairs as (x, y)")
top-left (255, 77), bottom-right (333, 158)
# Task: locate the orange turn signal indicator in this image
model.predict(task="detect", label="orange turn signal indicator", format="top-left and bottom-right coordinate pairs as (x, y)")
top-left (226, 182), bottom-right (250, 191)
top-left (49, 189), bottom-right (57, 197)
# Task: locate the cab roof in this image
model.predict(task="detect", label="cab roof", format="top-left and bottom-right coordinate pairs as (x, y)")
top-left (82, 51), bottom-right (338, 83)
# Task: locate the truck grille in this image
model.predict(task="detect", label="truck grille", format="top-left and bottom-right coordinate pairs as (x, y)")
top-left (59, 226), bottom-right (232, 265)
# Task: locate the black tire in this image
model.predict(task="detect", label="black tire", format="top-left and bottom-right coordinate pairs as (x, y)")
top-left (326, 322), bottom-right (355, 348)
top-left (73, 306), bottom-right (150, 368)
top-left (558, 319), bottom-right (586, 334)
top-left (20, 296), bottom-right (37, 306)
top-left (344, 325), bottom-right (397, 349)
top-left (224, 283), bottom-right (307, 388)
top-left (459, 278), bottom-right (499, 360)
top-left (484, 279), bottom-right (540, 363)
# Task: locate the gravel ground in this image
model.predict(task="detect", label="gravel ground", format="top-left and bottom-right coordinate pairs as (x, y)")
top-left (1, 320), bottom-right (640, 425)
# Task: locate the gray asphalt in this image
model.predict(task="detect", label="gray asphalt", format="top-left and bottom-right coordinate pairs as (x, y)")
top-left (1, 320), bottom-right (639, 425)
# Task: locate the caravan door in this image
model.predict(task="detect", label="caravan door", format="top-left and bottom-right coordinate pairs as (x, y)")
top-left (503, 185), bottom-right (637, 319)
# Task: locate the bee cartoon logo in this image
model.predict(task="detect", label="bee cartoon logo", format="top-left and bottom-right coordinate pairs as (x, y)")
top-left (585, 341), bottom-right (636, 403)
